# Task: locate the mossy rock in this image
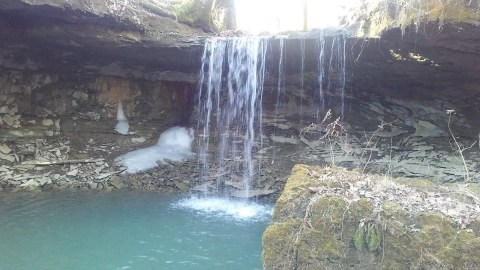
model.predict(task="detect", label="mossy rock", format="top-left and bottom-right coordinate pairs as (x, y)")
top-left (262, 218), bottom-right (301, 270)
top-left (263, 164), bottom-right (480, 269)
top-left (175, 0), bottom-right (214, 31)
top-left (272, 165), bottom-right (352, 221)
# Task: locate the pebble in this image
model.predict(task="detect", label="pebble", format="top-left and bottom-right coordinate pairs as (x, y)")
top-left (0, 144), bottom-right (12, 154)
top-left (0, 153), bottom-right (15, 162)
top-left (0, 106), bottom-right (9, 114)
top-left (42, 119), bottom-right (54, 126)
top-left (72, 90), bottom-right (89, 101)
top-left (2, 114), bottom-right (15, 126)
top-left (66, 169), bottom-right (79, 176)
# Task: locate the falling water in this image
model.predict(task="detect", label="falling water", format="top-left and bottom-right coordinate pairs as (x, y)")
top-left (327, 33), bottom-right (347, 118)
top-left (197, 38), bottom-right (226, 187)
top-left (276, 37), bottom-right (286, 112)
top-left (197, 37), bottom-right (267, 197)
top-left (299, 39), bottom-right (306, 125)
top-left (316, 32), bottom-right (326, 117)
top-left (197, 32), bottom-right (347, 197)
top-left (315, 31), bottom-right (347, 119)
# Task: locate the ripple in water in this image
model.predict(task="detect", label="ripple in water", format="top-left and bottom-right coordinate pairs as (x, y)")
top-left (174, 197), bottom-right (273, 222)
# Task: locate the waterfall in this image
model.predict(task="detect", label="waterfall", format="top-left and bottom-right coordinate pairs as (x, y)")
top-left (196, 31), bottom-right (347, 198)
top-left (197, 37), bottom-right (268, 197)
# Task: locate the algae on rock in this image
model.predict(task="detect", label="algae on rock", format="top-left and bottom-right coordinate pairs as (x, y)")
top-left (262, 164), bottom-right (480, 270)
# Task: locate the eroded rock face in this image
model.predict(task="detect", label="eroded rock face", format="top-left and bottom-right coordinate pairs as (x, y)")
top-left (0, 0), bottom-right (208, 76)
top-left (262, 164), bottom-right (480, 269)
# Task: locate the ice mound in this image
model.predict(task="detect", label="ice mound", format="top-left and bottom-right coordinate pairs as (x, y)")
top-left (114, 101), bottom-right (129, 135)
top-left (115, 126), bottom-right (194, 173)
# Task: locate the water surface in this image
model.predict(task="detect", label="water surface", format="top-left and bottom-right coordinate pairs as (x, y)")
top-left (0, 191), bottom-right (272, 270)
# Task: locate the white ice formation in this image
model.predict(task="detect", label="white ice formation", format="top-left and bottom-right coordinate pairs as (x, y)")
top-left (115, 126), bottom-right (194, 173)
top-left (114, 101), bottom-right (129, 135)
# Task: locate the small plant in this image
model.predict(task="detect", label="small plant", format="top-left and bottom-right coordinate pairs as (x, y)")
top-left (300, 109), bottom-right (349, 166)
top-left (446, 109), bottom-right (476, 182)
top-left (300, 109), bottom-right (396, 174)
top-left (358, 120), bottom-right (396, 174)
top-left (352, 219), bottom-right (382, 252)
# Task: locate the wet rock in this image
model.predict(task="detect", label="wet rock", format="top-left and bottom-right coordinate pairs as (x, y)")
top-left (2, 114), bottom-right (16, 126)
top-left (41, 119), bottom-right (54, 126)
top-left (224, 180), bottom-right (244, 189)
top-left (230, 189), bottom-right (275, 198)
top-left (78, 112), bottom-right (101, 121)
top-left (191, 182), bottom-right (212, 192)
top-left (270, 135), bottom-right (298, 144)
top-left (412, 120), bottom-right (444, 138)
top-left (110, 176), bottom-right (124, 189)
top-left (0, 144), bottom-right (12, 154)
top-left (173, 180), bottom-right (189, 192)
top-left (72, 91), bottom-right (89, 102)
top-left (66, 169), bottom-right (79, 176)
top-left (54, 119), bottom-right (60, 131)
top-left (38, 178), bottom-right (52, 186)
top-left (1, 128), bottom-right (51, 138)
top-left (131, 137), bottom-right (146, 143)
top-left (20, 179), bottom-right (39, 189)
top-left (0, 153), bottom-right (15, 162)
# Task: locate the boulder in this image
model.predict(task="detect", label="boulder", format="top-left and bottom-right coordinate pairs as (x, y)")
top-left (263, 164), bottom-right (480, 270)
